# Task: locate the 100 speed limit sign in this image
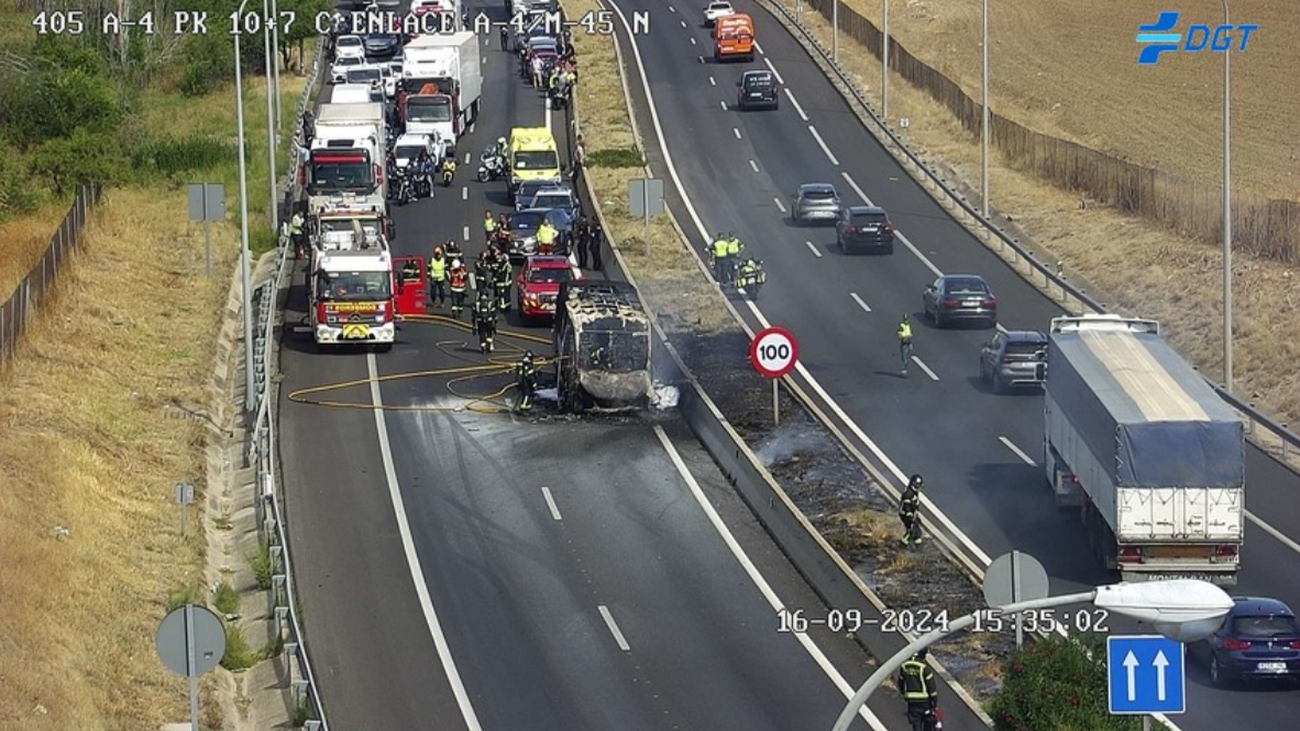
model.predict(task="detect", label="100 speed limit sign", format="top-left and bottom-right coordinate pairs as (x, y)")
top-left (749, 326), bottom-right (799, 378)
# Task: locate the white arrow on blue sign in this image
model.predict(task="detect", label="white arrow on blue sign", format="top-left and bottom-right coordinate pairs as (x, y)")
top-left (1106, 635), bottom-right (1186, 715)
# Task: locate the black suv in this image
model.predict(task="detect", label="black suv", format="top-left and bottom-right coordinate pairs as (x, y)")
top-left (736, 70), bottom-right (778, 111)
top-left (835, 206), bottom-right (894, 254)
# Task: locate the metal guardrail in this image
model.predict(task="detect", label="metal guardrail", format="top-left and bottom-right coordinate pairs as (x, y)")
top-left (246, 36), bottom-right (330, 731)
top-left (758, 0), bottom-right (1300, 468)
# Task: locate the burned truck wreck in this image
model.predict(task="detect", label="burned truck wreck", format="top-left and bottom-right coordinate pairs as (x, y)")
top-left (552, 281), bottom-right (653, 412)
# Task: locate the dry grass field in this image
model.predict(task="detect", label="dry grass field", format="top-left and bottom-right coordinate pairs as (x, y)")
top-left (0, 202), bottom-right (73, 299)
top-left (0, 68), bottom-right (301, 729)
top-left (766, 0), bottom-right (1300, 435)
top-left (827, 0), bottom-right (1299, 201)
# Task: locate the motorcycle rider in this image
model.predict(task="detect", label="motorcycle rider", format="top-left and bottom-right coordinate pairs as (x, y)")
top-left (416, 150), bottom-right (436, 197)
top-left (495, 136), bottom-right (509, 161)
top-left (725, 231), bottom-right (744, 284)
top-left (473, 286), bottom-right (498, 354)
top-left (440, 155), bottom-right (457, 186)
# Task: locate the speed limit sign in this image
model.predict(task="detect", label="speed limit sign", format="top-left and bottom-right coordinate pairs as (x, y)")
top-left (749, 326), bottom-right (799, 378)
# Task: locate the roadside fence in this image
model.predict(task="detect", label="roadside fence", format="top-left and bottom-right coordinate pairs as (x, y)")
top-left (0, 183), bottom-right (103, 367)
top-left (759, 0), bottom-right (1300, 468)
top-left (795, 0), bottom-right (1300, 264)
top-left (246, 35), bottom-right (331, 731)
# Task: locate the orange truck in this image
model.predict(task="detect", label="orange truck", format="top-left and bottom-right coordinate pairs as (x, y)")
top-left (713, 14), bottom-right (754, 62)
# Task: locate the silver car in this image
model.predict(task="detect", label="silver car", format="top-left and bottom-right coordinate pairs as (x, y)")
top-left (979, 330), bottom-right (1048, 393)
top-left (790, 183), bottom-right (842, 225)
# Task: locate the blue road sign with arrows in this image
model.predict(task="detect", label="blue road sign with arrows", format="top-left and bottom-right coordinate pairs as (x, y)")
top-left (1107, 635), bottom-right (1186, 714)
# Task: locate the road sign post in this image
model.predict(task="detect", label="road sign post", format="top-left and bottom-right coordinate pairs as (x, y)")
top-left (629, 178), bottom-right (664, 259)
top-left (1107, 635), bottom-right (1186, 716)
top-left (749, 326), bottom-right (799, 427)
top-left (983, 550), bottom-right (1049, 648)
top-left (187, 183), bottom-right (225, 277)
top-left (156, 604), bottom-right (227, 731)
top-left (174, 482), bottom-right (196, 538)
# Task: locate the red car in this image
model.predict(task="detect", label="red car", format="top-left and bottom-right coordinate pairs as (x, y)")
top-left (515, 255), bottom-right (580, 322)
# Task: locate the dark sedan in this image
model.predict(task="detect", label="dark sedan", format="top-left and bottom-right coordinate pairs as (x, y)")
top-left (362, 33), bottom-right (402, 59)
top-left (1200, 596), bottom-right (1300, 687)
top-left (505, 208), bottom-right (574, 262)
top-left (922, 274), bottom-right (997, 328)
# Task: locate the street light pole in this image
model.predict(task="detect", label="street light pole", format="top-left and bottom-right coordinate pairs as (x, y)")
top-left (263, 0), bottom-right (279, 231)
top-left (832, 0), bottom-right (839, 62)
top-left (1221, 0), bottom-right (1233, 394)
top-left (270, 0), bottom-right (282, 133)
top-left (829, 579), bottom-right (1234, 731)
top-left (980, 0), bottom-right (990, 219)
top-left (881, 0), bottom-right (889, 120)
top-left (234, 4), bottom-right (256, 412)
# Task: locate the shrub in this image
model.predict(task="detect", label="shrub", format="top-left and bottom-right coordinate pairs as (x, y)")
top-left (588, 147), bottom-right (644, 168)
top-left (219, 623), bottom-right (260, 671)
top-left (130, 135), bottom-right (235, 176)
top-left (28, 128), bottom-right (127, 196)
top-left (988, 635), bottom-right (1142, 731)
top-left (0, 68), bottom-right (122, 149)
top-left (213, 581), bottom-right (240, 616)
top-left (250, 539), bottom-right (274, 591)
top-left (164, 583), bottom-right (201, 613)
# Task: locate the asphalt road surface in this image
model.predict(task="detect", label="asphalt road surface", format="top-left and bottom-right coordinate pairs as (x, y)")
top-left (274, 8), bottom-right (972, 729)
top-left (605, 0), bottom-right (1300, 727)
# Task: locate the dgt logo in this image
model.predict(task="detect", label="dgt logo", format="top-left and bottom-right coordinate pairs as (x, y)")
top-left (1136, 11), bottom-right (1258, 65)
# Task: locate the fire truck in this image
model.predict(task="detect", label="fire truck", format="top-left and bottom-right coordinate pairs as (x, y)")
top-left (307, 203), bottom-right (426, 351)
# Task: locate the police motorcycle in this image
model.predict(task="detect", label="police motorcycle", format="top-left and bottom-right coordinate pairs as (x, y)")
top-left (412, 155), bottom-right (436, 198)
top-left (548, 75), bottom-right (572, 110)
top-left (477, 147), bottom-right (507, 182)
top-left (735, 258), bottom-right (766, 301)
top-left (388, 166), bottom-right (418, 206)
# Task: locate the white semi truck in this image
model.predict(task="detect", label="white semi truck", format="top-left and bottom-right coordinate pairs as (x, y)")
top-left (400, 31), bottom-right (482, 154)
top-left (307, 102), bottom-right (388, 214)
top-left (1044, 314), bottom-right (1245, 585)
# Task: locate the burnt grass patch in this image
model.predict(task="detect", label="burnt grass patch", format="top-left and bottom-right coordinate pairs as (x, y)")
top-left (662, 325), bottom-right (1013, 702)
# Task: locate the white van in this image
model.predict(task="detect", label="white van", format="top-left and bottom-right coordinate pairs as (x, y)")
top-left (330, 83), bottom-right (383, 105)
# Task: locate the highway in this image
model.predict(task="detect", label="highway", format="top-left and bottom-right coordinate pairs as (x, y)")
top-left (274, 6), bottom-right (970, 728)
top-left (604, 0), bottom-right (1300, 727)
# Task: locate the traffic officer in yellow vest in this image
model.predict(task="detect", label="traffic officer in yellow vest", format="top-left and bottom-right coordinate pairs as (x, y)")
top-left (898, 648), bottom-right (939, 731)
top-left (483, 209), bottom-right (498, 243)
top-left (427, 246), bottom-right (448, 308)
top-left (536, 219), bottom-right (558, 254)
top-left (711, 233), bottom-right (730, 284)
top-left (516, 351), bottom-right (538, 412)
top-left (898, 314), bottom-right (914, 376)
top-left (448, 261), bottom-right (468, 317)
top-left (725, 232), bottom-right (744, 285)
top-left (899, 473), bottom-right (924, 546)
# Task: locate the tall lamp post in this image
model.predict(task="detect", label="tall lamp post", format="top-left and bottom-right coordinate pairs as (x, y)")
top-left (263, 0), bottom-right (279, 230)
top-left (829, 579), bottom-right (1234, 731)
top-left (832, 0), bottom-right (839, 62)
top-left (1220, 0), bottom-right (1233, 394)
top-left (980, 0), bottom-right (990, 219)
top-left (234, 0), bottom-right (256, 412)
top-left (881, 0), bottom-right (889, 119)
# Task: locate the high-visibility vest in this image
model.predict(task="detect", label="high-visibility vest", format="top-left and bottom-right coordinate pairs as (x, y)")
top-left (428, 258), bottom-right (447, 281)
top-left (898, 660), bottom-right (935, 702)
top-left (898, 322), bottom-right (913, 342)
top-left (450, 270), bottom-right (467, 290)
top-left (713, 239), bottom-right (729, 257)
top-left (484, 217), bottom-right (497, 232)
top-left (289, 215), bottom-right (303, 235)
top-left (726, 237), bottom-right (742, 256)
top-left (537, 224), bottom-right (556, 245)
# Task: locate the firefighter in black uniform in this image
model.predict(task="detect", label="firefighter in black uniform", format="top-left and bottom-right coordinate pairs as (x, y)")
top-left (473, 286), bottom-right (498, 354)
top-left (898, 649), bottom-right (939, 731)
top-left (492, 244), bottom-right (512, 311)
top-left (899, 474), bottom-right (924, 546)
top-left (516, 351), bottom-right (538, 412)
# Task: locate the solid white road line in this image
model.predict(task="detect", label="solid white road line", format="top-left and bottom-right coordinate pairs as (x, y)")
top-left (998, 436), bottom-right (1037, 466)
top-left (606, 0), bottom-right (996, 576)
top-left (462, 225), bottom-right (470, 241)
top-left (1247, 511), bottom-right (1300, 557)
top-left (911, 356), bottom-right (940, 381)
top-left (597, 605), bottom-right (631, 651)
top-left (774, 197), bottom-right (787, 213)
top-left (720, 100), bottom-right (728, 110)
top-left (783, 88), bottom-right (808, 121)
top-left (763, 56), bottom-right (785, 84)
top-left (461, 186), bottom-right (468, 201)
top-left (808, 126), bottom-right (839, 166)
top-left (652, 426), bottom-right (886, 730)
top-left (850, 292), bottom-right (872, 313)
top-left (749, 159), bottom-right (760, 173)
top-left (804, 240), bottom-right (823, 258)
top-left (839, 171), bottom-right (870, 204)
top-left (709, 75), bottom-right (716, 86)
top-left (367, 354), bottom-right (484, 729)
top-left (541, 486), bottom-right (562, 520)
top-left (733, 127), bottom-right (742, 140)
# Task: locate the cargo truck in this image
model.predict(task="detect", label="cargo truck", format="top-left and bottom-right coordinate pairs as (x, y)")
top-left (1044, 314), bottom-right (1245, 585)
top-left (552, 281), bottom-right (653, 413)
top-left (400, 31), bottom-right (482, 154)
top-left (307, 102), bottom-right (388, 214)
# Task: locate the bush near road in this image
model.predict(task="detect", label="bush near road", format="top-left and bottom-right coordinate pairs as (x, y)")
top-left (988, 634), bottom-right (1141, 731)
top-left (0, 11), bottom-right (305, 728)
